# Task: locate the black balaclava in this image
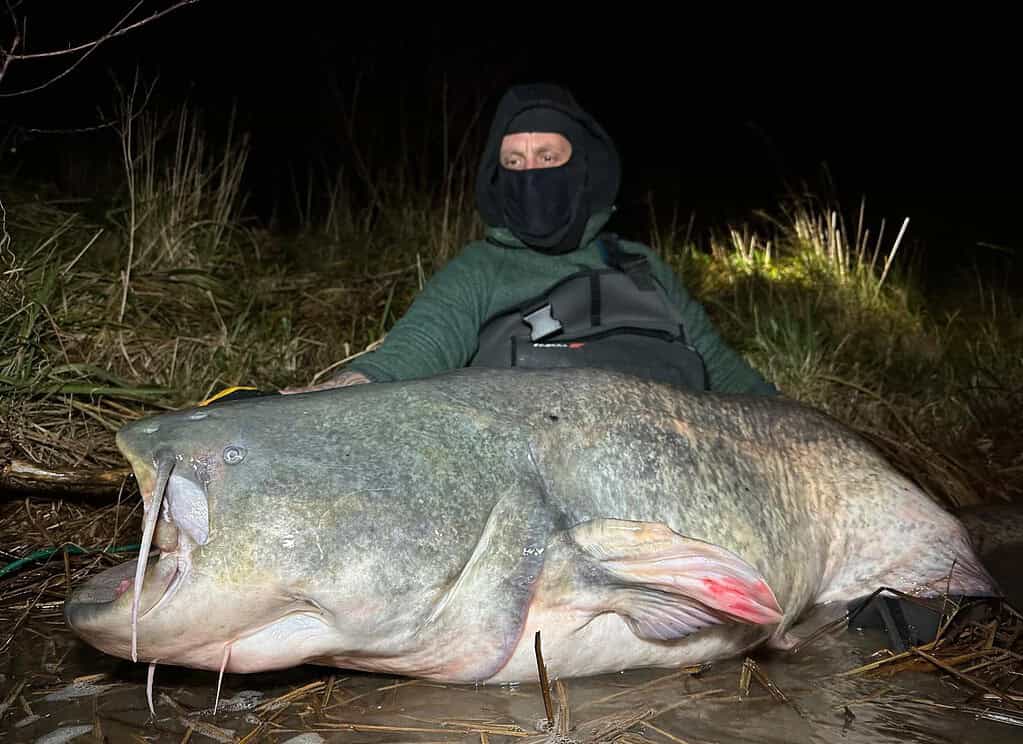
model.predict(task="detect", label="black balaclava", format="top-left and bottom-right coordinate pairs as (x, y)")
top-left (497, 107), bottom-right (588, 252)
top-left (476, 84), bottom-right (621, 255)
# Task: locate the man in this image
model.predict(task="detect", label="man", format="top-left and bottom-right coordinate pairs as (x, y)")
top-left (282, 83), bottom-right (776, 396)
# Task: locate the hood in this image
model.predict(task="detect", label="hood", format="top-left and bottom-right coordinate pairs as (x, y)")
top-left (475, 83), bottom-right (621, 252)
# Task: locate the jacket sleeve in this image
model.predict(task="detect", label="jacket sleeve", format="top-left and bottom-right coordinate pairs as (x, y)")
top-left (639, 246), bottom-right (779, 396)
top-left (344, 247), bottom-right (491, 382)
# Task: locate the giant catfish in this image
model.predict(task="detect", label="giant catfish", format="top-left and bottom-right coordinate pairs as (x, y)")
top-left (65, 367), bottom-right (1000, 687)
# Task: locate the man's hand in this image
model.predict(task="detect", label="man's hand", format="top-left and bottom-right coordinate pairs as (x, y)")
top-left (279, 370), bottom-right (371, 394)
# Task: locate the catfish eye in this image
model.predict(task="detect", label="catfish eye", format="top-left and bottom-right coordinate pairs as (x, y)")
top-left (223, 445), bottom-right (246, 465)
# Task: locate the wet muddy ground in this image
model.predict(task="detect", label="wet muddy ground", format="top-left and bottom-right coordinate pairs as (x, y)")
top-left (3, 575), bottom-right (1022, 744)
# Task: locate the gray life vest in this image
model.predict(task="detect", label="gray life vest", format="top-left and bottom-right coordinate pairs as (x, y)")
top-left (468, 235), bottom-right (709, 391)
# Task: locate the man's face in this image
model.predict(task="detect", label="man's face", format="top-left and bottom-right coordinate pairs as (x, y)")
top-left (499, 132), bottom-right (572, 171)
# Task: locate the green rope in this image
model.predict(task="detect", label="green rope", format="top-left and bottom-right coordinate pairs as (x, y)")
top-left (0, 543), bottom-right (141, 580)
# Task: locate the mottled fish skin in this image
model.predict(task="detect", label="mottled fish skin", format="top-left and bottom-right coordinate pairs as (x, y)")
top-left (65, 367), bottom-right (1000, 682)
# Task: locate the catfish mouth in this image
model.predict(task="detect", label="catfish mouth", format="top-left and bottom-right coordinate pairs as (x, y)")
top-left (65, 440), bottom-right (210, 662)
top-left (65, 551), bottom-right (184, 648)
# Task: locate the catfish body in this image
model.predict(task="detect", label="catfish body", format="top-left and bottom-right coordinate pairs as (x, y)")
top-left (65, 367), bottom-right (997, 682)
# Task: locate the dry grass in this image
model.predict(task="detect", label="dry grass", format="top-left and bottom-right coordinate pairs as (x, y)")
top-left (656, 193), bottom-right (1023, 509)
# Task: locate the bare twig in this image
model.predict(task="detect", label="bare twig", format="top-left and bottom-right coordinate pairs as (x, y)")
top-left (0, 1), bottom-right (200, 96)
top-left (0, 193), bottom-right (12, 263)
top-left (534, 630), bottom-right (555, 730)
top-left (0, 32), bottom-right (18, 93)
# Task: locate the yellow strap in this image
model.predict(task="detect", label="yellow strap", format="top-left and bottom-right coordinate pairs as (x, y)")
top-left (198, 385), bottom-right (258, 407)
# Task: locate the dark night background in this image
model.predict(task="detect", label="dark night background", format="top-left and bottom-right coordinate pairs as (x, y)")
top-left (2, 4), bottom-right (1019, 288)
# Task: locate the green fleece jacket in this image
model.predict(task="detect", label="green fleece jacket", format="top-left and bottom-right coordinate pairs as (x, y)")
top-left (347, 210), bottom-right (777, 396)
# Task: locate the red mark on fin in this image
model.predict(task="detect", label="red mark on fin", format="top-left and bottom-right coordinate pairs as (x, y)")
top-left (728, 599), bottom-right (757, 616)
top-left (752, 580), bottom-right (778, 607)
top-left (702, 577), bottom-right (782, 624)
top-left (702, 577), bottom-right (747, 599)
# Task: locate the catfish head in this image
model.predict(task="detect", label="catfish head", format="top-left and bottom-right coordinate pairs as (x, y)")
top-left (63, 393), bottom-right (388, 678)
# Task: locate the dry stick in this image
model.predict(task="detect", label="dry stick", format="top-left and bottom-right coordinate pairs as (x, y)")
top-left (106, 478), bottom-right (131, 553)
top-left (840, 647), bottom-right (929, 678)
top-left (239, 701), bottom-right (292, 744)
top-left (869, 217), bottom-right (887, 276)
top-left (327, 720), bottom-right (528, 738)
top-left (574, 668), bottom-right (702, 713)
top-left (0, 196), bottom-right (11, 265)
top-left (160, 693), bottom-right (236, 743)
top-left (118, 76), bottom-right (139, 324)
top-left (747, 659), bottom-right (790, 704)
top-left (321, 683), bottom-right (400, 712)
top-left (60, 229), bottom-right (105, 276)
top-left (320, 675), bottom-right (337, 712)
top-left (555, 679), bottom-right (570, 736)
top-left (308, 338), bottom-right (384, 385)
top-left (854, 196), bottom-right (866, 263)
top-left (897, 649), bottom-right (1004, 675)
top-left (837, 594), bottom-right (1008, 680)
top-left (534, 630), bottom-right (555, 730)
top-left (0, 34), bottom-right (20, 88)
top-left (323, 721), bottom-right (498, 736)
top-left (738, 657), bottom-right (752, 698)
top-left (0, 680), bottom-right (27, 719)
top-left (650, 689), bottom-right (728, 719)
top-left (908, 698), bottom-right (1023, 727)
top-left (62, 546), bottom-right (72, 601)
top-left (788, 612), bottom-right (851, 655)
top-left (254, 680), bottom-right (326, 714)
top-left (912, 647), bottom-right (1013, 704)
top-left (877, 217), bottom-right (910, 292)
top-left (22, 499), bottom-right (56, 547)
top-left (0, 576), bottom-right (56, 654)
top-left (643, 722), bottom-right (695, 744)
top-left (566, 707), bottom-right (656, 742)
top-left (397, 714), bottom-right (527, 737)
top-left (0, 458), bottom-right (131, 497)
